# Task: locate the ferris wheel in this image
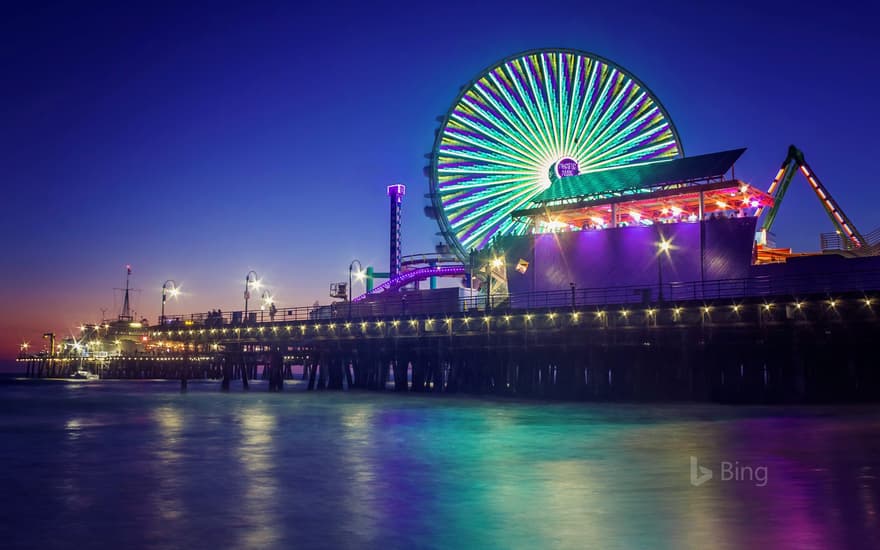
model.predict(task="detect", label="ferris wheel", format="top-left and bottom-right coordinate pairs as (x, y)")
top-left (429, 48), bottom-right (684, 259)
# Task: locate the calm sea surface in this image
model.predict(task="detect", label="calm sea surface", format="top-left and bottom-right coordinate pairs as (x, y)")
top-left (1, 378), bottom-right (879, 549)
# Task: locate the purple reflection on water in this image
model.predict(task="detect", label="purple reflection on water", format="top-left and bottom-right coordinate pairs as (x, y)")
top-left (2, 382), bottom-right (879, 549)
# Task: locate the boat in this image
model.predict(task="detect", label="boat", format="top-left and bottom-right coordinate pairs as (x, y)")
top-left (71, 370), bottom-right (99, 380)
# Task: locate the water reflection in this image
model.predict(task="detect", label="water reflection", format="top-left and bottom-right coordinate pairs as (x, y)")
top-left (152, 405), bottom-right (184, 522)
top-left (60, 417), bottom-right (88, 513)
top-left (65, 418), bottom-right (83, 440)
top-left (2, 383), bottom-right (880, 549)
top-left (338, 403), bottom-right (382, 543)
top-left (236, 406), bottom-right (280, 548)
top-left (859, 466), bottom-right (877, 532)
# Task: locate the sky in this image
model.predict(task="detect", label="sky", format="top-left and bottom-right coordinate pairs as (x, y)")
top-left (2, 0), bottom-right (879, 359)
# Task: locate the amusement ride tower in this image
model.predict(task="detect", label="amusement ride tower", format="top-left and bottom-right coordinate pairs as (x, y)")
top-left (388, 183), bottom-right (406, 278)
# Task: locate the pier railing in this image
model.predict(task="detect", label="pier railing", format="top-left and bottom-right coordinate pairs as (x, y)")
top-left (155, 268), bottom-right (880, 327)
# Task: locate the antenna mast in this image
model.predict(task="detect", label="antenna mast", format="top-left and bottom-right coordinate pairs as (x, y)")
top-left (120, 265), bottom-right (133, 321)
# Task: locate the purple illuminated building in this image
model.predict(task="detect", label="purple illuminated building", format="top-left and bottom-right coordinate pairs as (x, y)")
top-left (504, 150), bottom-right (772, 299)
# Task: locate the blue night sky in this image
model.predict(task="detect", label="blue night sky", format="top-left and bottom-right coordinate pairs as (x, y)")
top-left (2, 0), bottom-right (878, 358)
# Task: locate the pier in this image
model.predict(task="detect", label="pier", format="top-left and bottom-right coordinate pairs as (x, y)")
top-left (20, 271), bottom-right (880, 403)
top-left (14, 49), bottom-right (880, 404)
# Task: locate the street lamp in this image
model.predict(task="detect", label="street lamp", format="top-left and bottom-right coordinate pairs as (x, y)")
top-left (260, 290), bottom-right (274, 323)
top-left (244, 270), bottom-right (260, 323)
top-left (657, 237), bottom-right (671, 302)
top-left (349, 259), bottom-right (364, 317)
top-left (161, 279), bottom-right (179, 326)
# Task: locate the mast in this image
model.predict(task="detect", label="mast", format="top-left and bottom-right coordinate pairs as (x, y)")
top-left (120, 265), bottom-right (133, 321)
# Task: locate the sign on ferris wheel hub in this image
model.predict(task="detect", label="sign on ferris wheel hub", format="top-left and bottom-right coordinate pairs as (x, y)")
top-left (555, 158), bottom-right (580, 178)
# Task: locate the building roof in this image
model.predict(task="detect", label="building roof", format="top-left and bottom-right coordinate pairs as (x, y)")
top-left (533, 148), bottom-right (746, 205)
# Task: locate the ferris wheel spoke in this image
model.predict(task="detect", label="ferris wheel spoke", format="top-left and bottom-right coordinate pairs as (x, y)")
top-left (441, 139), bottom-right (536, 173)
top-left (582, 114), bottom-right (669, 162)
top-left (586, 139), bottom-right (679, 171)
top-left (469, 83), bottom-right (548, 166)
top-left (566, 58), bottom-right (598, 160)
top-left (454, 94), bottom-right (545, 165)
top-left (561, 53), bottom-right (581, 155)
top-left (577, 69), bottom-right (626, 160)
top-left (440, 174), bottom-right (542, 194)
top-left (474, 73), bottom-right (535, 154)
top-left (450, 182), bottom-right (537, 230)
top-left (439, 168), bottom-right (538, 179)
top-left (512, 59), bottom-right (555, 157)
top-left (441, 175), bottom-right (531, 196)
top-left (443, 176), bottom-right (535, 206)
top-left (458, 94), bottom-right (547, 167)
top-left (576, 92), bottom-right (655, 164)
top-left (581, 116), bottom-right (671, 167)
top-left (440, 137), bottom-right (540, 171)
top-left (571, 65), bottom-right (617, 159)
top-left (459, 187), bottom-right (545, 248)
top-left (486, 73), bottom-right (555, 162)
top-left (580, 83), bottom-right (642, 159)
top-left (445, 180), bottom-right (537, 210)
top-left (522, 57), bottom-right (558, 158)
top-left (539, 53), bottom-right (561, 154)
top-left (441, 178), bottom-right (533, 203)
top-left (556, 53), bottom-right (573, 154)
top-left (448, 109), bottom-right (534, 163)
top-left (503, 62), bottom-right (556, 161)
top-left (557, 54), bottom-right (571, 153)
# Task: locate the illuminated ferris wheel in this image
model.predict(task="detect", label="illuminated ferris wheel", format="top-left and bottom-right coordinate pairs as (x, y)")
top-left (429, 48), bottom-right (684, 259)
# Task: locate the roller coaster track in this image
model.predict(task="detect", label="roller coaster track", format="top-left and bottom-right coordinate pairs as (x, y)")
top-left (352, 264), bottom-right (466, 302)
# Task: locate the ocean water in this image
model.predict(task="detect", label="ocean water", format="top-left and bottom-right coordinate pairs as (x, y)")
top-left (1, 378), bottom-right (879, 549)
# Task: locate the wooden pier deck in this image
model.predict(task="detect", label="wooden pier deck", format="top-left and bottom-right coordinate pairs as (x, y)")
top-left (20, 282), bottom-right (880, 402)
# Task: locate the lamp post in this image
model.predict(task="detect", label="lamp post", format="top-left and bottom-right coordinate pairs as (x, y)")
top-left (348, 259), bottom-right (363, 318)
top-left (161, 279), bottom-right (178, 326)
top-left (244, 270), bottom-right (259, 323)
top-left (260, 290), bottom-right (273, 323)
top-left (657, 238), bottom-right (671, 302)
